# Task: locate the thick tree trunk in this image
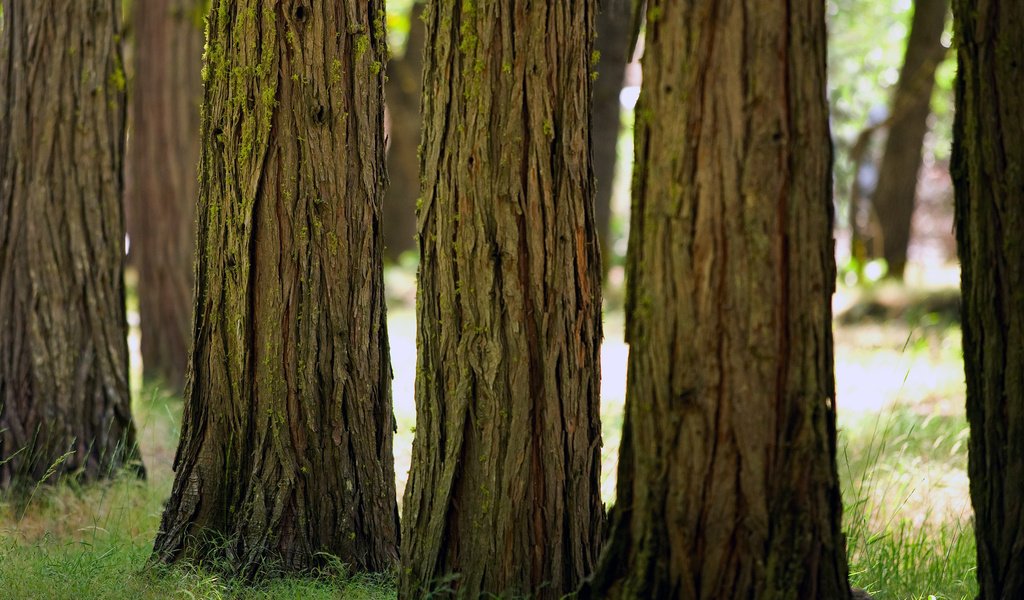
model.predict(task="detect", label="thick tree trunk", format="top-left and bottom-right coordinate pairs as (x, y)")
top-left (953, 0), bottom-right (1024, 597)
top-left (872, 0), bottom-right (949, 279)
top-left (399, 2), bottom-right (603, 598)
top-left (152, 0), bottom-right (399, 575)
top-left (125, 0), bottom-right (203, 391)
top-left (581, 2), bottom-right (850, 598)
top-left (592, 0), bottom-right (632, 271)
top-left (0, 0), bottom-right (143, 490)
top-left (382, 1), bottom-right (424, 262)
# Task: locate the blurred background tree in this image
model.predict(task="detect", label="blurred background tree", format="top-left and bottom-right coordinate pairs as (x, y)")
top-left (111, 0), bottom-right (965, 327)
top-left (381, 0), bottom-right (962, 290)
top-left (828, 0), bottom-right (956, 285)
top-left (0, 1), bottom-right (982, 598)
top-left (124, 0), bottom-right (205, 392)
top-left (591, 0), bottom-right (633, 274)
top-left (382, 0), bottom-right (423, 262)
top-left (871, 0), bottom-right (949, 280)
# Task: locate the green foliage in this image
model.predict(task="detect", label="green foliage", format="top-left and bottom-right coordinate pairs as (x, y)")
top-left (385, 0), bottom-right (418, 56)
top-left (841, 256), bottom-right (891, 287)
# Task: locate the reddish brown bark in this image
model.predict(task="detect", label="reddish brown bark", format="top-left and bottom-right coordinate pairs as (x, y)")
top-left (0, 0), bottom-right (143, 489)
top-left (400, 1), bottom-right (604, 598)
top-left (152, 0), bottom-right (399, 575)
top-left (582, 1), bottom-right (850, 598)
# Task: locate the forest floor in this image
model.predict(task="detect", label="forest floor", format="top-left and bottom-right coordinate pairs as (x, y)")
top-left (833, 274), bottom-right (975, 599)
top-left (0, 271), bottom-right (975, 599)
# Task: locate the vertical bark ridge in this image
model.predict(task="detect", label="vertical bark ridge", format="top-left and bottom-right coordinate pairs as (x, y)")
top-left (152, 0), bottom-right (398, 575)
top-left (400, 1), bottom-right (603, 598)
top-left (582, 1), bottom-right (849, 598)
top-left (0, 0), bottom-right (143, 489)
top-left (953, 0), bottom-right (1024, 596)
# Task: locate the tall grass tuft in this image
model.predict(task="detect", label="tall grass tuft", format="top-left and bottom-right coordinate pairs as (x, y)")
top-left (841, 403), bottom-right (977, 599)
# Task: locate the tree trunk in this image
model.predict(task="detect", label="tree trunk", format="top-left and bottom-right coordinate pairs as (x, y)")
top-left (152, 0), bottom-right (399, 575)
top-left (399, 2), bottom-right (603, 598)
top-left (872, 0), bottom-right (949, 279)
top-left (125, 0), bottom-right (203, 391)
top-left (592, 0), bottom-right (632, 271)
top-left (581, 2), bottom-right (850, 598)
top-left (0, 0), bottom-right (143, 490)
top-left (953, 0), bottom-right (1024, 597)
top-left (382, 1), bottom-right (424, 262)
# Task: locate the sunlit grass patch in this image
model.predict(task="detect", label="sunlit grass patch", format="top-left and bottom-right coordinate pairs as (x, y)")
top-left (1, 293), bottom-right (978, 599)
top-left (0, 382), bottom-right (398, 599)
top-left (838, 323), bottom-right (976, 600)
top-left (0, 535), bottom-right (397, 600)
top-left (846, 516), bottom-right (976, 600)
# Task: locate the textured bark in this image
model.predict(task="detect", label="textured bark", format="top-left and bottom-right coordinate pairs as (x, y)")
top-left (873, 0), bottom-right (949, 279)
top-left (399, 1), bottom-right (603, 598)
top-left (592, 0), bottom-right (632, 270)
top-left (0, 0), bottom-right (143, 490)
top-left (581, 2), bottom-right (850, 598)
top-left (952, 0), bottom-right (1024, 597)
top-left (152, 0), bottom-right (399, 575)
top-left (382, 1), bottom-right (424, 261)
top-left (125, 0), bottom-right (204, 391)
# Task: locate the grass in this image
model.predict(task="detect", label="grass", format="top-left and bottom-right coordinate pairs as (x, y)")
top-left (841, 406), bottom-right (976, 599)
top-left (0, 284), bottom-right (978, 599)
top-left (836, 282), bottom-right (976, 600)
top-left (0, 533), bottom-right (393, 599)
top-left (0, 389), bottom-right (397, 600)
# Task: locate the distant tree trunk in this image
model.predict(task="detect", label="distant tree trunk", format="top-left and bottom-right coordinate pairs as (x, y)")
top-left (400, 1), bottom-right (603, 598)
top-left (382, 1), bottom-right (424, 262)
top-left (581, 2), bottom-right (850, 598)
top-left (152, 0), bottom-right (399, 575)
top-left (125, 0), bottom-right (203, 391)
top-left (0, 0), bottom-right (143, 489)
top-left (592, 0), bottom-right (631, 271)
top-left (953, 0), bottom-right (1024, 597)
top-left (872, 0), bottom-right (949, 279)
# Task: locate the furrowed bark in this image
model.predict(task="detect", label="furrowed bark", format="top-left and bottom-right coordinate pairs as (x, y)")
top-left (400, 1), bottom-right (604, 598)
top-left (581, 1), bottom-right (850, 598)
top-left (152, 0), bottom-right (399, 575)
top-left (0, 0), bottom-right (144, 490)
top-left (952, 0), bottom-right (1024, 597)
